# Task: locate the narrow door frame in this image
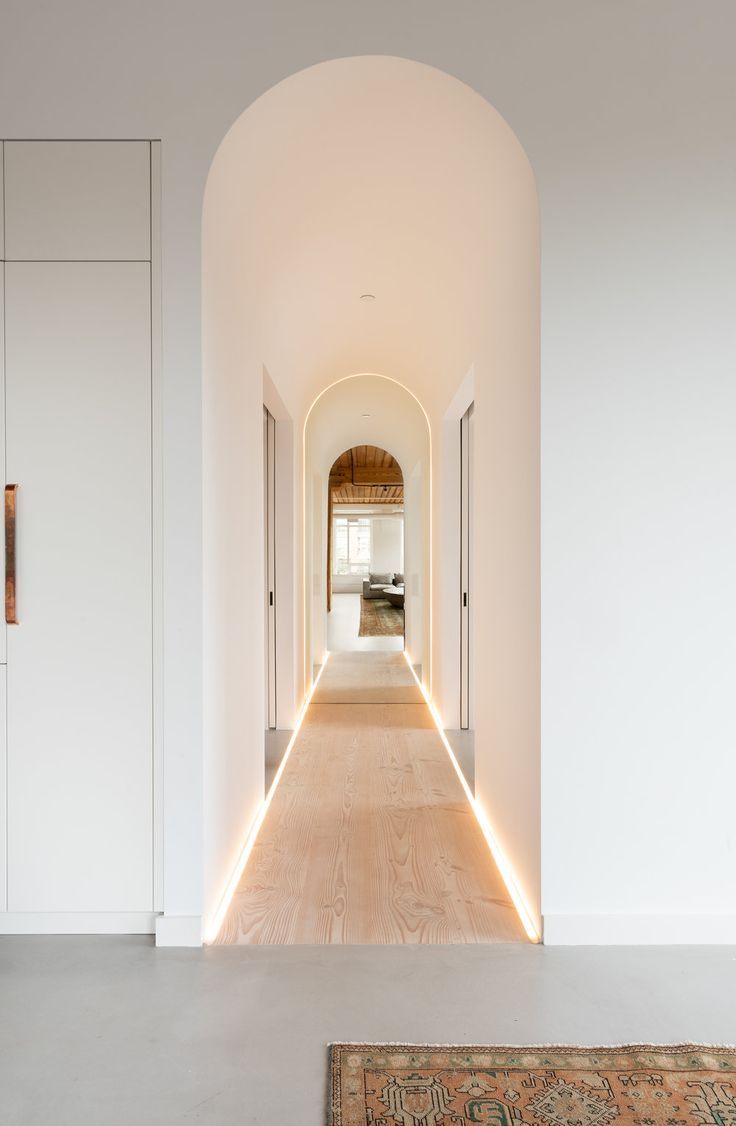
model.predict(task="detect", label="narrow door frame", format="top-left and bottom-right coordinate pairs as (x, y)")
top-left (264, 405), bottom-right (277, 730)
top-left (460, 402), bottom-right (474, 729)
top-left (262, 368), bottom-right (298, 732)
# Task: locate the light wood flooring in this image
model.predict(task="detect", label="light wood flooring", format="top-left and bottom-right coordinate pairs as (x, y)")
top-left (215, 651), bottom-right (526, 944)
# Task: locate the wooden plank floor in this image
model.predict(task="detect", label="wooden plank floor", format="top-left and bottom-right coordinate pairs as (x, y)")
top-left (215, 652), bottom-right (526, 944)
top-left (311, 650), bottom-right (424, 704)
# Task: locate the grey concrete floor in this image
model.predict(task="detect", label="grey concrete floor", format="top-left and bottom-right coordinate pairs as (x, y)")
top-left (1, 939), bottom-right (735, 1125)
top-left (445, 729), bottom-right (475, 792)
top-left (264, 728), bottom-right (291, 793)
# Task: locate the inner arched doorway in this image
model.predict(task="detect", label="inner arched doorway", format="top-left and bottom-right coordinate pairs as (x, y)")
top-left (327, 445), bottom-right (405, 653)
top-left (304, 373), bottom-right (431, 687)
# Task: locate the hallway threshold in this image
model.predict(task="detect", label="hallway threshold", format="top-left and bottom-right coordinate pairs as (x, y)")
top-left (215, 652), bottom-right (526, 945)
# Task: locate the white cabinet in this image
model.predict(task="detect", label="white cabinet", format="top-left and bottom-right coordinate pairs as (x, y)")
top-left (5, 263), bottom-right (153, 912)
top-left (0, 141), bottom-right (156, 924)
top-left (4, 141), bottom-right (150, 261)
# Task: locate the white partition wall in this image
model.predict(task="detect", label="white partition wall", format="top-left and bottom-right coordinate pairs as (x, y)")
top-left (0, 141), bottom-right (158, 932)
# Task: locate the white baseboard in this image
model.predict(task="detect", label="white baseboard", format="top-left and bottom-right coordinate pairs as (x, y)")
top-left (155, 914), bottom-right (202, 947)
top-left (543, 913), bottom-right (736, 945)
top-left (0, 912), bottom-right (157, 935)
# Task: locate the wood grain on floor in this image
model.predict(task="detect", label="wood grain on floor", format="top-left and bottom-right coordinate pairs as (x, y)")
top-left (215, 652), bottom-right (526, 945)
top-left (311, 650), bottom-right (423, 704)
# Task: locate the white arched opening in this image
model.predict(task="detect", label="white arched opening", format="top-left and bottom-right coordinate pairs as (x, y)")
top-left (201, 56), bottom-right (540, 938)
top-left (304, 375), bottom-right (431, 678)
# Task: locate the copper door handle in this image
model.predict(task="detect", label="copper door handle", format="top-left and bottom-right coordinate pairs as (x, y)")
top-left (5, 484), bottom-right (18, 624)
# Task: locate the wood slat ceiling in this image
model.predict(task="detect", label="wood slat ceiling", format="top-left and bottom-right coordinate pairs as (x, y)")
top-left (332, 484), bottom-right (404, 505)
top-left (329, 445), bottom-right (403, 504)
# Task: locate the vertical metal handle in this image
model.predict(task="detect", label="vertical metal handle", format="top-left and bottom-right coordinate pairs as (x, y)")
top-left (5, 484), bottom-right (18, 625)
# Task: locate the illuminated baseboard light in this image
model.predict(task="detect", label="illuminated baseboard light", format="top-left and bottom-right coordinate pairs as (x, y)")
top-left (204, 653), bottom-right (331, 944)
top-left (402, 650), bottom-right (540, 943)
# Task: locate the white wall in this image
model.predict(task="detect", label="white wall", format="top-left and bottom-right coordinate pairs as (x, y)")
top-left (369, 517), bottom-right (403, 576)
top-left (201, 302), bottom-right (265, 932)
top-left (3, 3), bottom-right (735, 943)
top-left (403, 464), bottom-right (426, 674)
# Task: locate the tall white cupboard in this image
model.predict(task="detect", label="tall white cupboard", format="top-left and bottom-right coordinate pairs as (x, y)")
top-left (0, 141), bottom-right (159, 932)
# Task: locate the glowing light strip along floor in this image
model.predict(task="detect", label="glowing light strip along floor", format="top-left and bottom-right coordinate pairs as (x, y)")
top-left (205, 654), bottom-right (332, 943)
top-left (402, 651), bottom-right (540, 943)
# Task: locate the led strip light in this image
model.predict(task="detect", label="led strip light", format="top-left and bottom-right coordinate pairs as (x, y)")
top-left (204, 653), bottom-right (331, 943)
top-left (402, 650), bottom-right (540, 943)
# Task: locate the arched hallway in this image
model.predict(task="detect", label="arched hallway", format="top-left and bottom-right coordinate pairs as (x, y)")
top-left (215, 652), bottom-right (525, 944)
top-left (202, 57), bottom-right (542, 945)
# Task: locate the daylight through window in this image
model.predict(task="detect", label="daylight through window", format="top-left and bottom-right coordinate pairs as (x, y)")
top-left (333, 517), bottom-right (371, 575)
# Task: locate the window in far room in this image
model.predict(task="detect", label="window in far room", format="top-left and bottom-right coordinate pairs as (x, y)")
top-left (333, 517), bottom-right (371, 575)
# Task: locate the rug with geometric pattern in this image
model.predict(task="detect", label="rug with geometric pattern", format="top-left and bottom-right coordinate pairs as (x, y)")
top-left (328, 1043), bottom-right (736, 1126)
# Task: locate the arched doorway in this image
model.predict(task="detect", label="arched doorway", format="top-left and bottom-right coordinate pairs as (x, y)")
top-left (303, 373), bottom-right (431, 686)
top-left (201, 56), bottom-right (540, 942)
top-left (327, 446), bottom-right (405, 652)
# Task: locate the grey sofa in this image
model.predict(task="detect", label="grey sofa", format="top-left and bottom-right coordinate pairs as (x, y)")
top-left (362, 572), bottom-right (405, 605)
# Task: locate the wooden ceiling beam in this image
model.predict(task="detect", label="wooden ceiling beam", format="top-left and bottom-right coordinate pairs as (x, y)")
top-left (352, 466), bottom-right (403, 485)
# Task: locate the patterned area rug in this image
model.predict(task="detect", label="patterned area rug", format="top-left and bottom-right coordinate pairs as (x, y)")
top-left (359, 597), bottom-right (404, 637)
top-left (329, 1043), bottom-right (736, 1125)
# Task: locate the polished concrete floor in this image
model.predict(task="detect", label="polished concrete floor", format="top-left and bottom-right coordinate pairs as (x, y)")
top-left (1, 937), bottom-right (735, 1124)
